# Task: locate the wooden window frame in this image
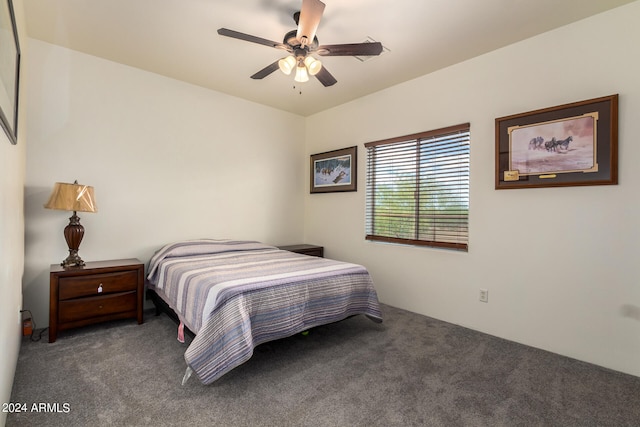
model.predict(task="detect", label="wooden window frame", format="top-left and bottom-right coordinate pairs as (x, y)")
top-left (365, 123), bottom-right (470, 251)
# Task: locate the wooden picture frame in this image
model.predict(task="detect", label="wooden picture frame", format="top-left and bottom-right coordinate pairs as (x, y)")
top-left (0, 0), bottom-right (20, 145)
top-left (310, 146), bottom-right (357, 193)
top-left (495, 94), bottom-right (618, 189)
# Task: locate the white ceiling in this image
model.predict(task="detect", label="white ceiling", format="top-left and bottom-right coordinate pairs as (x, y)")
top-left (23, 0), bottom-right (635, 116)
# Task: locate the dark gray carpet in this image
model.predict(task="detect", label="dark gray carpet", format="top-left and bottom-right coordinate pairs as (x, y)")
top-left (8, 304), bottom-right (640, 426)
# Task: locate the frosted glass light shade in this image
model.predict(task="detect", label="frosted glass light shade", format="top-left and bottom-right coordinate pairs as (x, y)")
top-left (278, 56), bottom-right (296, 75)
top-left (294, 65), bottom-right (309, 82)
top-left (304, 56), bottom-right (322, 75)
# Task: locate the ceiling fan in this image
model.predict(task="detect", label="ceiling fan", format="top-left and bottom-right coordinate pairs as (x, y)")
top-left (217, 0), bottom-right (383, 87)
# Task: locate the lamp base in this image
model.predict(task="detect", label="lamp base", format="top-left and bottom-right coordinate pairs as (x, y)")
top-left (61, 250), bottom-right (85, 268)
top-left (61, 212), bottom-right (86, 268)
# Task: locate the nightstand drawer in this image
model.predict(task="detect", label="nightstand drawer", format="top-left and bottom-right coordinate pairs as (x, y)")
top-left (59, 292), bottom-right (137, 323)
top-left (59, 270), bottom-right (138, 300)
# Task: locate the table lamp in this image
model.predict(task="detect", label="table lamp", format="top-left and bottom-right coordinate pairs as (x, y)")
top-left (44, 180), bottom-right (97, 267)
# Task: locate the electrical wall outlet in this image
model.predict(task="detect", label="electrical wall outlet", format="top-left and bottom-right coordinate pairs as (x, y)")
top-left (479, 288), bottom-right (489, 303)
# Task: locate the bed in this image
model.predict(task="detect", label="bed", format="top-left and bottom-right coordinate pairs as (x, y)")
top-left (146, 239), bottom-right (383, 384)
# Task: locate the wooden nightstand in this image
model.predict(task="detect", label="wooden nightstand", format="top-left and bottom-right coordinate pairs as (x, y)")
top-left (277, 244), bottom-right (324, 258)
top-left (49, 258), bottom-right (144, 343)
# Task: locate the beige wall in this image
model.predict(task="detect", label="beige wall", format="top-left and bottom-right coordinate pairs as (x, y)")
top-left (0, 2), bottom-right (27, 424)
top-left (0, 109), bottom-right (25, 427)
top-left (304, 2), bottom-right (640, 377)
top-left (23, 39), bottom-right (307, 331)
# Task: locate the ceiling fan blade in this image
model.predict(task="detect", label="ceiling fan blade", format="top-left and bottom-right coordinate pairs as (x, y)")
top-left (218, 28), bottom-right (288, 50)
top-left (316, 42), bottom-right (383, 57)
top-left (250, 61), bottom-right (281, 80)
top-left (315, 66), bottom-right (337, 87)
top-left (296, 0), bottom-right (325, 46)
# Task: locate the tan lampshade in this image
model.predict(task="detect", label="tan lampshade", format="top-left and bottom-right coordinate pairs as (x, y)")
top-left (44, 182), bottom-right (97, 213)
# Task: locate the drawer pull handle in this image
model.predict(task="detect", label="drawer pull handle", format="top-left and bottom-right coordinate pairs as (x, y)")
top-left (97, 284), bottom-right (103, 293)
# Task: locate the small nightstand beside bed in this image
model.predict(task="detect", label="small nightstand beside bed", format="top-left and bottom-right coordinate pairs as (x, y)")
top-left (49, 259), bottom-right (145, 343)
top-left (146, 239), bottom-right (383, 385)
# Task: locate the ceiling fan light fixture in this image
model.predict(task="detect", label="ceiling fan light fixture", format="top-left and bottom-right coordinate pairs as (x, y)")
top-left (218, 0), bottom-right (384, 88)
top-left (304, 56), bottom-right (322, 75)
top-left (278, 55), bottom-right (296, 75)
top-left (294, 64), bottom-right (309, 83)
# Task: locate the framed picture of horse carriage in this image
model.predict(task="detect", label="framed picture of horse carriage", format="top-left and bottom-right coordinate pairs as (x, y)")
top-left (310, 146), bottom-right (357, 193)
top-left (495, 94), bottom-right (618, 189)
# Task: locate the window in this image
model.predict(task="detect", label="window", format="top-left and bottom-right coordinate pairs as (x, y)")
top-left (365, 123), bottom-right (470, 251)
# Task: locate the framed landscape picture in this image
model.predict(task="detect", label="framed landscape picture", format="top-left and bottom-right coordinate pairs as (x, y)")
top-left (310, 146), bottom-right (357, 193)
top-left (495, 94), bottom-right (618, 189)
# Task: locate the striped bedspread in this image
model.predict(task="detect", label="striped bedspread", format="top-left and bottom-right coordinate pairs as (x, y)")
top-left (146, 239), bottom-right (383, 384)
